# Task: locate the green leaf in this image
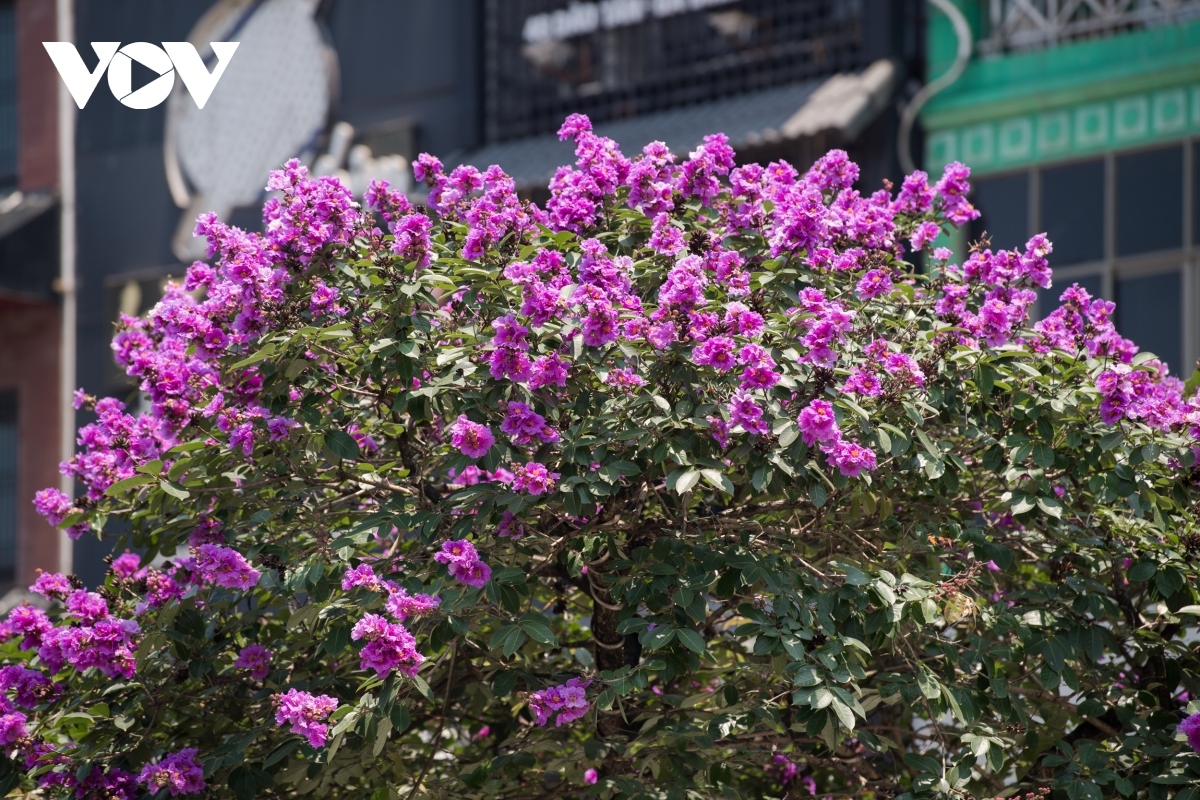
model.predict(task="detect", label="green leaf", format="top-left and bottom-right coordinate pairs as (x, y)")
top-left (1011, 495), bottom-right (1035, 515)
top-left (158, 479), bottom-right (190, 500)
top-left (1036, 496), bottom-right (1063, 518)
top-left (228, 342), bottom-right (276, 370)
top-left (829, 697), bottom-right (856, 731)
top-left (1099, 429), bottom-right (1124, 451)
top-left (264, 740), bottom-right (302, 768)
top-left (830, 561), bottom-right (871, 586)
top-left (645, 626), bottom-right (676, 650)
top-left (1128, 562), bottom-right (1156, 582)
top-left (325, 430), bottom-right (361, 460)
top-left (229, 766), bottom-right (256, 800)
top-left (700, 469), bottom-right (734, 495)
top-left (809, 483), bottom-right (828, 508)
top-left (519, 618), bottom-right (558, 647)
top-left (105, 473), bottom-right (156, 496)
top-left (916, 665), bottom-right (941, 699)
top-left (668, 468), bottom-right (700, 495)
top-left (1033, 442), bottom-right (1055, 468)
top-left (677, 628), bottom-right (705, 653)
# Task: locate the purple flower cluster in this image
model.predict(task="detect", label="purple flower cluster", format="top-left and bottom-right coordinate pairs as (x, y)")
top-left (797, 399), bottom-right (878, 478)
top-left (509, 462), bottom-right (560, 495)
top-left (1179, 712), bottom-right (1200, 752)
top-left (434, 539), bottom-right (492, 588)
top-left (274, 688), bottom-right (339, 748)
top-left (339, 564), bottom-right (438, 679)
top-left (234, 644), bottom-right (273, 680)
top-left (351, 613), bottom-right (425, 678)
top-left (193, 544), bottom-right (260, 590)
top-left (1032, 283), bottom-right (1185, 430)
top-left (32, 159), bottom-right (367, 530)
top-left (451, 415), bottom-right (496, 459)
top-left (0, 664), bottom-right (58, 709)
top-left (528, 677), bottom-right (591, 727)
top-left (501, 402), bottom-right (560, 446)
top-left (136, 748), bottom-right (206, 796)
top-left (5, 582), bottom-right (140, 680)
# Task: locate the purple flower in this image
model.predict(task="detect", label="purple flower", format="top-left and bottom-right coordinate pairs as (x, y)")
top-left (510, 462), bottom-right (560, 495)
top-left (450, 415), bottom-right (496, 459)
top-left (434, 540), bottom-right (493, 588)
top-left (0, 711), bottom-right (27, 744)
top-left (33, 488), bottom-right (73, 527)
top-left (584, 768), bottom-right (598, 785)
top-left (497, 511), bottom-right (526, 540)
top-left (501, 402), bottom-right (560, 446)
top-left (0, 664), bottom-right (56, 708)
top-left (194, 544), bottom-right (260, 590)
top-left (342, 563), bottom-right (381, 591)
top-left (385, 587), bottom-right (441, 621)
top-left (136, 748), bottom-right (206, 796)
top-left (692, 336), bottom-right (737, 372)
top-left (822, 438), bottom-right (877, 478)
top-left (842, 368), bottom-right (882, 398)
top-left (111, 552), bottom-right (142, 579)
top-left (648, 212), bottom-right (685, 256)
top-left (234, 644), bottom-right (273, 680)
top-left (728, 391), bottom-right (769, 436)
top-left (29, 571), bottom-right (73, 600)
top-left (856, 269), bottom-right (893, 300)
top-left (708, 416), bottom-right (730, 449)
top-left (435, 539), bottom-right (479, 567)
top-left (528, 677), bottom-right (592, 727)
top-left (798, 400), bottom-right (839, 446)
top-left (909, 221), bottom-right (941, 252)
top-left (65, 590), bottom-right (109, 625)
top-left (529, 353), bottom-right (570, 389)
top-left (274, 689), bottom-right (339, 748)
top-left (1180, 712), bottom-right (1200, 752)
top-left (309, 279), bottom-right (343, 317)
top-left (605, 368), bottom-right (647, 391)
top-left (351, 613), bottom-right (426, 677)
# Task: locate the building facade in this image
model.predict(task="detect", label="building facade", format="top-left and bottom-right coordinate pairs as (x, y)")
top-left (921, 0), bottom-right (1200, 376)
top-left (0, 0), bottom-right (66, 591)
top-left (1, 0), bottom-right (922, 587)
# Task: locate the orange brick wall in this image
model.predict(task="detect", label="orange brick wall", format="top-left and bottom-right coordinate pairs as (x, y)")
top-left (17, 0), bottom-right (57, 192)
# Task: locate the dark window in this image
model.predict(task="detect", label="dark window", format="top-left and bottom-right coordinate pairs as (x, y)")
top-left (1116, 146), bottom-right (1183, 256)
top-left (970, 172), bottom-right (1028, 251)
top-left (483, 0), bottom-right (868, 143)
top-left (1116, 272), bottom-right (1182, 370)
top-left (0, 3), bottom-right (15, 184)
top-left (1192, 142), bottom-right (1200, 247)
top-left (0, 391), bottom-right (14, 584)
top-left (1041, 159), bottom-right (1105, 266)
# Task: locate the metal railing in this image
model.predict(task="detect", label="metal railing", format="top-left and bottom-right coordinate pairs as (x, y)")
top-left (979, 0), bottom-right (1200, 53)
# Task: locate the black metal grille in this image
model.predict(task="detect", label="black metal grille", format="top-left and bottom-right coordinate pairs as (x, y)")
top-left (483, 0), bottom-right (866, 144)
top-left (0, 3), bottom-right (16, 184)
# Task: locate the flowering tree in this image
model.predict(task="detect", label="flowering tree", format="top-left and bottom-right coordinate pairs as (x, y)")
top-left (7, 113), bottom-right (1200, 799)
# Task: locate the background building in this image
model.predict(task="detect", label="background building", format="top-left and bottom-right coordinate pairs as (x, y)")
top-left (0, 0), bottom-right (924, 587)
top-left (922, 0), bottom-right (1200, 375)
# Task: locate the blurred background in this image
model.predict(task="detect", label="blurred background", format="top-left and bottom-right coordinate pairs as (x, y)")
top-left (0, 0), bottom-right (1194, 589)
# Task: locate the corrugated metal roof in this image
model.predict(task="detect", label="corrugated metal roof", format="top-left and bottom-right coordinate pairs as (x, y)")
top-left (457, 60), bottom-right (896, 189)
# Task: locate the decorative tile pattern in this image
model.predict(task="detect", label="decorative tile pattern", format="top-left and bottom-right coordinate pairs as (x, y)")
top-left (926, 82), bottom-right (1200, 174)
